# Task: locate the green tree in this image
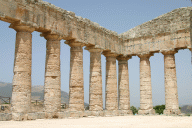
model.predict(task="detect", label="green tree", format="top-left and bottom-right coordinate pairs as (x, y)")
top-left (153, 105), bottom-right (165, 114)
top-left (130, 106), bottom-right (138, 115)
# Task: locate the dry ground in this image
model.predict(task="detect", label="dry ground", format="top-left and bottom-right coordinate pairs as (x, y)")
top-left (0, 115), bottom-right (192, 128)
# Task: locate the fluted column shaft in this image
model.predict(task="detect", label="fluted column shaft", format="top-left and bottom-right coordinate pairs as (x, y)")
top-left (43, 34), bottom-right (61, 113)
top-left (87, 47), bottom-right (103, 111)
top-left (103, 52), bottom-right (118, 110)
top-left (162, 51), bottom-right (181, 115)
top-left (67, 40), bottom-right (84, 111)
top-left (117, 56), bottom-right (131, 110)
top-left (138, 54), bottom-right (155, 115)
top-left (10, 25), bottom-right (34, 116)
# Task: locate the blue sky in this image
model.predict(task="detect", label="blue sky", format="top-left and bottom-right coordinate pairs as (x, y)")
top-left (0, 0), bottom-right (191, 108)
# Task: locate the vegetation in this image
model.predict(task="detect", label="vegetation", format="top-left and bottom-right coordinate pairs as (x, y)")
top-left (2, 102), bottom-right (10, 104)
top-left (130, 106), bottom-right (138, 115)
top-left (85, 105), bottom-right (89, 110)
top-left (153, 105), bottom-right (165, 115)
top-left (185, 113), bottom-right (191, 116)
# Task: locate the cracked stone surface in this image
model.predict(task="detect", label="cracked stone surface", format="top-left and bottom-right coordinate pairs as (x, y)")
top-left (43, 34), bottom-right (61, 113)
top-left (117, 56), bottom-right (131, 111)
top-left (138, 54), bottom-right (155, 115)
top-left (67, 40), bottom-right (84, 111)
top-left (162, 51), bottom-right (181, 115)
top-left (87, 47), bottom-right (103, 111)
top-left (103, 52), bottom-right (118, 111)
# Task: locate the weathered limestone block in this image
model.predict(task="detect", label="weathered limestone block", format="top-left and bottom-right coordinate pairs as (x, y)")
top-left (104, 110), bottom-right (119, 117)
top-left (103, 51), bottom-right (118, 111)
top-left (27, 113), bottom-right (37, 120)
top-left (43, 34), bottom-right (62, 114)
top-left (103, 110), bottom-right (113, 117)
top-left (45, 112), bottom-right (59, 119)
top-left (0, 113), bottom-right (12, 121)
top-left (85, 47), bottom-right (103, 111)
top-left (36, 112), bottom-right (45, 119)
top-left (57, 111), bottom-right (70, 119)
top-left (138, 53), bottom-right (155, 115)
top-left (12, 113), bottom-right (28, 121)
top-left (83, 111), bottom-right (89, 117)
top-left (65, 40), bottom-right (84, 111)
top-left (91, 110), bottom-right (104, 117)
top-left (10, 24), bottom-right (35, 120)
top-left (117, 56), bottom-right (131, 111)
top-left (69, 111), bottom-right (84, 118)
top-left (162, 50), bottom-right (181, 115)
top-left (118, 110), bottom-right (133, 116)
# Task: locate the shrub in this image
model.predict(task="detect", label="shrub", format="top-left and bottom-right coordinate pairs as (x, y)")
top-left (153, 105), bottom-right (165, 115)
top-left (130, 106), bottom-right (138, 115)
top-left (85, 105), bottom-right (89, 110)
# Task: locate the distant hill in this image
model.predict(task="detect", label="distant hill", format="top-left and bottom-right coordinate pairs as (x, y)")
top-left (0, 81), bottom-right (88, 107)
top-left (0, 81), bottom-right (12, 97)
top-left (181, 105), bottom-right (192, 114)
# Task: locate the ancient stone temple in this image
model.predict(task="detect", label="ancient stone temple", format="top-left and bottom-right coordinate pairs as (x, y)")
top-left (0, 0), bottom-right (191, 121)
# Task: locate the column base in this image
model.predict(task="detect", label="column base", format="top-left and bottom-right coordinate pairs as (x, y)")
top-left (12, 113), bottom-right (28, 121)
top-left (103, 110), bottom-right (119, 116)
top-left (138, 109), bottom-right (155, 115)
top-left (68, 111), bottom-right (84, 118)
top-left (103, 110), bottom-right (133, 116)
top-left (163, 109), bottom-right (181, 115)
top-left (0, 113), bottom-right (12, 121)
top-left (89, 111), bottom-right (104, 117)
top-left (118, 110), bottom-right (133, 116)
top-left (12, 112), bottom-right (46, 121)
top-left (9, 109), bottom-right (135, 121)
top-left (59, 111), bottom-right (86, 118)
top-left (45, 112), bottom-right (60, 119)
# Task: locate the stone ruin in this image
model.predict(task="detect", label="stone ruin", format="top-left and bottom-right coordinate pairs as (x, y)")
top-left (0, 0), bottom-right (191, 121)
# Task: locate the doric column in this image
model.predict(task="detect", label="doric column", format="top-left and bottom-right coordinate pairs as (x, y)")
top-left (66, 40), bottom-right (84, 111)
top-left (85, 46), bottom-right (103, 111)
top-left (10, 24), bottom-right (35, 120)
top-left (43, 33), bottom-right (61, 114)
top-left (138, 53), bottom-right (155, 115)
top-left (117, 56), bottom-right (131, 111)
top-left (103, 51), bottom-right (118, 111)
top-left (162, 50), bottom-right (181, 115)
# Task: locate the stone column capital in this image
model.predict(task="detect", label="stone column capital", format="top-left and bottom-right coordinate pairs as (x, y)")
top-left (85, 46), bottom-right (103, 53)
top-left (161, 50), bottom-right (178, 55)
top-left (9, 24), bottom-right (35, 33)
top-left (65, 40), bottom-right (84, 47)
top-left (102, 51), bottom-right (117, 57)
top-left (117, 55), bottom-right (132, 61)
top-left (137, 53), bottom-right (153, 59)
top-left (41, 33), bottom-right (62, 41)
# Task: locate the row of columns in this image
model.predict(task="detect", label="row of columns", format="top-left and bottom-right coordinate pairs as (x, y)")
top-left (10, 24), bottom-right (181, 119)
